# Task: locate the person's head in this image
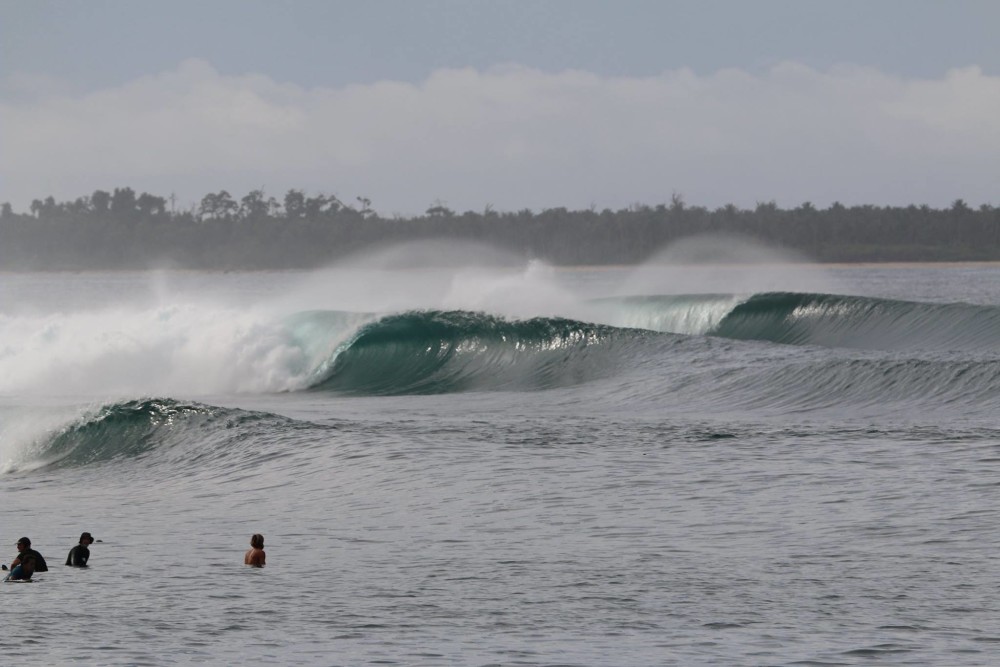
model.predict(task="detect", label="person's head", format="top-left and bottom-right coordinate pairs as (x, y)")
top-left (16, 537), bottom-right (30, 551)
top-left (79, 532), bottom-right (94, 545)
top-left (250, 534), bottom-right (264, 549)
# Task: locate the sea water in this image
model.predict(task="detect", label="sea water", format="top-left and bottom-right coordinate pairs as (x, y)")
top-left (1, 256), bottom-right (999, 666)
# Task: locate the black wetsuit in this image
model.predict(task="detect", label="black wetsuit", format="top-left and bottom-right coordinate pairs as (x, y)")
top-left (10, 548), bottom-right (47, 578)
top-left (66, 544), bottom-right (90, 567)
top-left (21, 549), bottom-right (49, 572)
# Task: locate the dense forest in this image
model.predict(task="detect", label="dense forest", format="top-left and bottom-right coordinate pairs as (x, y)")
top-left (1, 187), bottom-right (998, 270)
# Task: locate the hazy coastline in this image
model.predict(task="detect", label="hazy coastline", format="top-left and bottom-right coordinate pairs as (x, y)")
top-left (3, 189), bottom-right (998, 271)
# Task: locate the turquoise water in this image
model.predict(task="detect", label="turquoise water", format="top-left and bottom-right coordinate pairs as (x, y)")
top-left (1, 261), bottom-right (999, 665)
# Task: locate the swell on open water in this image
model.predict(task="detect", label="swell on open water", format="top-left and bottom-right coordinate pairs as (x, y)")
top-left (1, 257), bottom-right (998, 666)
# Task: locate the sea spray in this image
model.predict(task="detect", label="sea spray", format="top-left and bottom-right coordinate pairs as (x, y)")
top-left (0, 304), bottom-right (321, 396)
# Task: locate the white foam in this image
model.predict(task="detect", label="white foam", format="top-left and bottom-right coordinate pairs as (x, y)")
top-left (0, 303), bottom-right (313, 397)
top-left (0, 246), bottom-right (586, 398)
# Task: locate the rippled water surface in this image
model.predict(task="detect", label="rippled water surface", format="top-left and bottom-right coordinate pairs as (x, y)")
top-left (2, 263), bottom-right (999, 666)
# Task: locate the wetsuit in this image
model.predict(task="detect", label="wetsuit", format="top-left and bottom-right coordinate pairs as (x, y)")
top-left (66, 544), bottom-right (90, 567)
top-left (29, 549), bottom-right (48, 572)
top-left (8, 549), bottom-right (47, 580)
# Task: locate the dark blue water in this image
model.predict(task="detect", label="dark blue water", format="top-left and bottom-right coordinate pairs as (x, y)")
top-left (1, 261), bottom-right (999, 666)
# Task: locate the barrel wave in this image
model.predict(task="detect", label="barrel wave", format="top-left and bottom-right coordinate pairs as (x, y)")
top-left (288, 294), bottom-right (1000, 407)
top-left (309, 310), bottom-right (658, 394)
top-left (7, 287), bottom-right (1000, 438)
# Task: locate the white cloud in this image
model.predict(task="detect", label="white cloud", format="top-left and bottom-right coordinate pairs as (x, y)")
top-left (2, 59), bottom-right (998, 214)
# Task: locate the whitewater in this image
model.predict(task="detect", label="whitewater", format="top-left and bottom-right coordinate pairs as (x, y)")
top-left (1, 249), bottom-right (999, 666)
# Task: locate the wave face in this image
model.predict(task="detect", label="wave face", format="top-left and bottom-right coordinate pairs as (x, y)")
top-left (310, 310), bottom-right (659, 395)
top-left (598, 292), bottom-right (1000, 352)
top-left (12, 398), bottom-right (303, 473)
top-left (288, 293), bottom-right (1000, 400)
top-left (8, 287), bottom-right (1000, 474)
top-left (4, 287), bottom-right (1000, 404)
top-left (710, 292), bottom-right (1000, 351)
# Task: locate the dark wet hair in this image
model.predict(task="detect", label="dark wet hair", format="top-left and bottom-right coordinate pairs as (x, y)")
top-left (250, 534), bottom-right (264, 549)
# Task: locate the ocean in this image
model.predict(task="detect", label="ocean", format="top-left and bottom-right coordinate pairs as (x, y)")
top-left (1, 250), bottom-right (998, 666)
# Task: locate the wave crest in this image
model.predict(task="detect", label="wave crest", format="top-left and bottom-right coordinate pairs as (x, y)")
top-left (310, 310), bottom-right (657, 394)
top-left (9, 399), bottom-right (293, 472)
top-left (709, 292), bottom-right (1000, 351)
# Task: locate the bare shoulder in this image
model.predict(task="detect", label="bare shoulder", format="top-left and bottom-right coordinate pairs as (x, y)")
top-left (245, 548), bottom-right (266, 567)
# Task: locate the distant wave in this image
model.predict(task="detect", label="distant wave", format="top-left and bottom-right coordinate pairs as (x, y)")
top-left (598, 292), bottom-right (1000, 352)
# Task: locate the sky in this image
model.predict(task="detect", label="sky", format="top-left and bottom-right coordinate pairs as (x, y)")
top-left (2, 0), bottom-right (999, 215)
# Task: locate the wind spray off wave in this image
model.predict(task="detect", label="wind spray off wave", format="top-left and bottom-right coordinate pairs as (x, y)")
top-left (0, 303), bottom-right (343, 397)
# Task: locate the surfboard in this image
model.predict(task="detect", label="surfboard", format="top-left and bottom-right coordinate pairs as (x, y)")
top-left (2, 570), bottom-right (35, 583)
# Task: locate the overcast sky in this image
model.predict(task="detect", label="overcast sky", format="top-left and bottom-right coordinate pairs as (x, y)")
top-left (2, 0), bottom-right (999, 215)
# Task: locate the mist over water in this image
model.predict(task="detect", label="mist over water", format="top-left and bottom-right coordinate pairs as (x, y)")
top-left (0, 239), bottom-right (644, 399)
top-left (614, 234), bottom-right (841, 297)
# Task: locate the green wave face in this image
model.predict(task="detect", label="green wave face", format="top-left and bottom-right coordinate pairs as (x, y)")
top-left (23, 399), bottom-right (298, 472)
top-left (311, 310), bottom-right (656, 395)
top-left (708, 292), bottom-right (1000, 351)
top-left (21, 399), bottom-right (215, 469)
top-left (13, 292), bottom-right (1000, 474)
top-left (294, 294), bottom-right (1000, 396)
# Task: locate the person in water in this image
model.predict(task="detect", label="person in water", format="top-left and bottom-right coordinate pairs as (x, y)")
top-left (244, 533), bottom-right (265, 567)
top-left (7, 537), bottom-right (48, 580)
top-left (66, 532), bottom-right (95, 567)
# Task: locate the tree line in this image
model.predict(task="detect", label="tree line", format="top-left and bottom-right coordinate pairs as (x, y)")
top-left (1, 187), bottom-right (998, 270)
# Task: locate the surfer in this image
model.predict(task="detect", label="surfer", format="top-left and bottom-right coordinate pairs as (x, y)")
top-left (6, 537), bottom-right (48, 580)
top-left (244, 533), bottom-right (266, 567)
top-left (66, 532), bottom-right (96, 567)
